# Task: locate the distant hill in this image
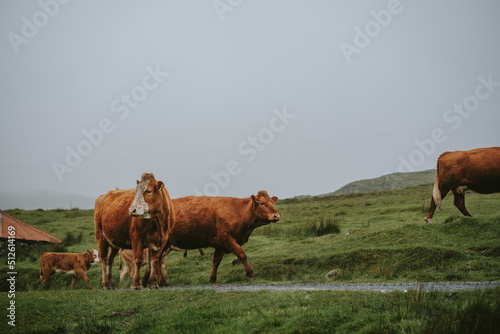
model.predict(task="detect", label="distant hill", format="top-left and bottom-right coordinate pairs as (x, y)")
top-left (323, 170), bottom-right (436, 196)
top-left (0, 191), bottom-right (95, 210)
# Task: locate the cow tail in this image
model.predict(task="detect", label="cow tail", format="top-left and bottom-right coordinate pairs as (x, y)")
top-left (433, 162), bottom-right (443, 211)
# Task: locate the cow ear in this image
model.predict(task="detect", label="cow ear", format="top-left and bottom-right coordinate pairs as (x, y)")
top-left (251, 195), bottom-right (258, 203)
top-left (157, 181), bottom-right (164, 192)
top-left (87, 250), bottom-right (90, 254)
top-left (136, 180), bottom-right (140, 185)
top-left (272, 196), bottom-right (278, 203)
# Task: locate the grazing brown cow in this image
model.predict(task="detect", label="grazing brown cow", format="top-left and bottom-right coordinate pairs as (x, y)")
top-left (94, 173), bottom-right (174, 289)
top-left (40, 249), bottom-right (99, 289)
top-left (169, 190), bottom-right (280, 283)
top-left (425, 147), bottom-right (500, 223)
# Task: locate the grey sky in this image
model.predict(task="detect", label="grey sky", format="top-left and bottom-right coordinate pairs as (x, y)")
top-left (1, 0), bottom-right (499, 207)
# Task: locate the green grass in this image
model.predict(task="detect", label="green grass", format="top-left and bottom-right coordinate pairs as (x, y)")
top-left (1, 184), bottom-right (500, 332)
top-left (1, 288), bottom-right (499, 333)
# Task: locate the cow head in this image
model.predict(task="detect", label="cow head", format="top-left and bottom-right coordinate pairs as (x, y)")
top-left (129, 173), bottom-right (165, 219)
top-left (87, 249), bottom-right (100, 264)
top-left (251, 190), bottom-right (280, 223)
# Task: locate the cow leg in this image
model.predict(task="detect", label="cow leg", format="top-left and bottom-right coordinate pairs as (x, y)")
top-left (161, 250), bottom-right (168, 280)
top-left (95, 221), bottom-right (113, 290)
top-left (74, 268), bottom-right (93, 289)
top-left (161, 261), bottom-right (168, 280)
top-left (40, 266), bottom-right (52, 288)
top-left (452, 189), bottom-right (472, 217)
top-left (141, 261), bottom-right (150, 288)
top-left (147, 248), bottom-right (168, 289)
top-left (225, 239), bottom-right (255, 280)
top-left (97, 243), bottom-right (113, 290)
top-left (106, 247), bottom-right (119, 290)
top-left (131, 243), bottom-right (144, 290)
top-left (71, 275), bottom-right (78, 288)
top-left (148, 257), bottom-right (159, 289)
top-left (120, 262), bottom-right (129, 283)
top-left (198, 248), bottom-right (205, 256)
top-left (210, 248), bottom-right (225, 283)
top-left (152, 251), bottom-right (168, 288)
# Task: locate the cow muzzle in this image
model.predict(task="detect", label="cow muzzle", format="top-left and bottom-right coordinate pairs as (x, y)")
top-left (269, 213), bottom-right (280, 222)
top-left (129, 207), bottom-right (151, 219)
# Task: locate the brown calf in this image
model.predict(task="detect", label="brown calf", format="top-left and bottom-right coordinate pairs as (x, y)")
top-left (425, 147), bottom-right (500, 223)
top-left (39, 249), bottom-right (99, 289)
top-left (119, 247), bottom-right (181, 285)
top-left (119, 247), bottom-right (205, 286)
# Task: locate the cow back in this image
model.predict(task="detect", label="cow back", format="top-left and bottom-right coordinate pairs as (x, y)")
top-left (170, 196), bottom-right (258, 249)
top-left (438, 147), bottom-right (500, 193)
top-left (95, 189), bottom-right (136, 249)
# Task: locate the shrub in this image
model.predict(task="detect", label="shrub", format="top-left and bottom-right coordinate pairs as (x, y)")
top-left (63, 231), bottom-right (84, 246)
top-left (305, 216), bottom-right (341, 236)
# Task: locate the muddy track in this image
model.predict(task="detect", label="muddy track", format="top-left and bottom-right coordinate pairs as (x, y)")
top-left (161, 281), bottom-right (500, 293)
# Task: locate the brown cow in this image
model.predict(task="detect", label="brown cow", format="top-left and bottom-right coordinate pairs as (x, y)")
top-left (425, 147), bottom-right (500, 223)
top-left (40, 249), bottom-right (99, 289)
top-left (94, 173), bottom-right (175, 289)
top-left (169, 190), bottom-right (280, 283)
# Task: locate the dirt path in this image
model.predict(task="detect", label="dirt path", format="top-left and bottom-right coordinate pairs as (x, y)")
top-left (168, 281), bottom-right (500, 293)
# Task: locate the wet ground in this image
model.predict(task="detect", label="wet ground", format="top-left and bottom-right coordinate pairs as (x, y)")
top-left (168, 281), bottom-right (500, 293)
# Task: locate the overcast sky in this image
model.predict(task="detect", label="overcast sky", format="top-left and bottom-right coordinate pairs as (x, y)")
top-left (1, 0), bottom-right (499, 206)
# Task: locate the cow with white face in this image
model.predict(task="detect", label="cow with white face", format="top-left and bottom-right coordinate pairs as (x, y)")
top-left (95, 173), bottom-right (175, 290)
top-left (129, 178), bottom-right (152, 218)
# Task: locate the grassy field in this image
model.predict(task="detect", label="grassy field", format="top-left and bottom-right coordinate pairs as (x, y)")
top-left (1, 184), bottom-right (500, 332)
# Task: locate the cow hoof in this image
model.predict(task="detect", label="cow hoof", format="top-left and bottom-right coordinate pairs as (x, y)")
top-left (130, 286), bottom-right (142, 290)
top-left (246, 276), bottom-right (256, 281)
top-left (425, 218), bottom-right (432, 224)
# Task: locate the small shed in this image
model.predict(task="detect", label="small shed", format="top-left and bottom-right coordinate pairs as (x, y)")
top-left (0, 210), bottom-right (62, 243)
